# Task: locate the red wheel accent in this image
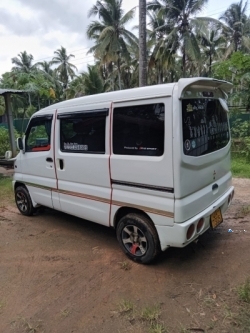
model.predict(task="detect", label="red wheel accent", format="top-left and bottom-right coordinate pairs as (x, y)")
top-left (130, 244), bottom-right (139, 255)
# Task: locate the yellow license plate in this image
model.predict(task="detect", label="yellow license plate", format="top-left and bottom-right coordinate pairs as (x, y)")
top-left (210, 208), bottom-right (223, 229)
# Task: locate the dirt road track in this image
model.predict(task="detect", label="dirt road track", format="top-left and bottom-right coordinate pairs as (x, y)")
top-left (0, 178), bottom-right (250, 333)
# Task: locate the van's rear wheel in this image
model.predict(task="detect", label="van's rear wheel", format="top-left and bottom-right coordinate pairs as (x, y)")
top-left (15, 186), bottom-right (35, 216)
top-left (116, 213), bottom-right (160, 264)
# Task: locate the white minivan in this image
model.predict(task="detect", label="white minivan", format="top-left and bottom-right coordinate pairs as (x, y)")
top-left (14, 78), bottom-right (234, 264)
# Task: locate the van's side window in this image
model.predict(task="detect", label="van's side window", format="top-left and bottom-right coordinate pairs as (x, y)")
top-left (25, 117), bottom-right (52, 152)
top-left (113, 103), bottom-right (165, 156)
top-left (60, 116), bottom-right (106, 153)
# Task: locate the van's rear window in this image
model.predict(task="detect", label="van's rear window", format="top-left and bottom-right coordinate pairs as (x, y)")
top-left (182, 99), bottom-right (230, 156)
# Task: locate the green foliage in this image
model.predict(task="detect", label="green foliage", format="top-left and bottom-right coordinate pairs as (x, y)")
top-left (0, 127), bottom-right (19, 156)
top-left (0, 97), bottom-right (5, 116)
top-left (0, 175), bottom-right (13, 204)
top-left (231, 137), bottom-right (250, 160)
top-left (231, 120), bottom-right (250, 138)
top-left (1, 0), bottom-right (250, 112)
top-left (231, 155), bottom-right (250, 178)
top-left (213, 52), bottom-right (250, 81)
top-left (231, 117), bottom-right (250, 161)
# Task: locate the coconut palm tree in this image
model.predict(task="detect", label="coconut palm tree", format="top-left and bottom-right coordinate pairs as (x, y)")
top-left (35, 61), bottom-right (54, 76)
top-left (87, 0), bottom-right (138, 90)
top-left (51, 46), bottom-right (77, 90)
top-left (196, 23), bottom-right (226, 76)
top-left (82, 65), bottom-right (105, 95)
top-left (147, 0), bottom-right (211, 77)
top-left (66, 65), bottom-right (105, 99)
top-left (147, 8), bottom-right (178, 83)
top-left (11, 51), bottom-right (35, 73)
top-left (220, 0), bottom-right (250, 57)
top-left (35, 60), bottom-right (63, 102)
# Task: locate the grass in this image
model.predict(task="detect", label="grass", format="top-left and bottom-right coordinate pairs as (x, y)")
top-left (238, 278), bottom-right (250, 303)
top-left (0, 175), bottom-right (14, 204)
top-left (117, 301), bottom-right (166, 332)
top-left (240, 205), bottom-right (250, 217)
top-left (149, 322), bottom-right (167, 333)
top-left (141, 305), bottom-right (161, 323)
top-left (119, 261), bottom-right (131, 271)
top-left (119, 299), bottom-right (134, 313)
top-left (11, 317), bottom-right (43, 333)
top-left (231, 155), bottom-right (250, 178)
top-left (60, 308), bottom-right (71, 317)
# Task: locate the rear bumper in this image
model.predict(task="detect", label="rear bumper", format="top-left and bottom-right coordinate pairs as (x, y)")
top-left (156, 186), bottom-right (234, 251)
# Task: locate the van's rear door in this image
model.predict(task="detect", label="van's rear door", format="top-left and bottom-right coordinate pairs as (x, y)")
top-left (173, 78), bottom-right (233, 223)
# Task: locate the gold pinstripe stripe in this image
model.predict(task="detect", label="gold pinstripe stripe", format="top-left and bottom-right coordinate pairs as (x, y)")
top-left (112, 200), bottom-right (174, 218)
top-left (53, 189), bottom-right (110, 204)
top-left (24, 182), bottom-right (174, 218)
top-left (24, 182), bottom-right (53, 191)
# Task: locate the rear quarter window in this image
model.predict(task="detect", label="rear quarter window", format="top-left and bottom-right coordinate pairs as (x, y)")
top-left (113, 103), bottom-right (165, 156)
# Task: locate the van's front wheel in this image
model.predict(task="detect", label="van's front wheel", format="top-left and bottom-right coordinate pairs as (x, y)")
top-left (116, 214), bottom-right (160, 264)
top-left (15, 186), bottom-right (35, 216)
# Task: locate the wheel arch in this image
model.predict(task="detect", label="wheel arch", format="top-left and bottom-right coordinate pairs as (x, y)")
top-left (14, 181), bottom-right (26, 191)
top-left (113, 206), bottom-right (158, 236)
top-left (14, 182), bottom-right (38, 208)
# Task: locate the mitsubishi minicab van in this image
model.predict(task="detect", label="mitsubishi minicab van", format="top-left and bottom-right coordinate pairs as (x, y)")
top-left (14, 77), bottom-right (234, 264)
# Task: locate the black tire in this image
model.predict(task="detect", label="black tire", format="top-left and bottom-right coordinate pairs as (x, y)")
top-left (15, 186), bottom-right (35, 216)
top-left (116, 213), bottom-right (160, 264)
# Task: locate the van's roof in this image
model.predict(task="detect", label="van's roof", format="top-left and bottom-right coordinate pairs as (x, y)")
top-left (35, 77), bottom-right (232, 115)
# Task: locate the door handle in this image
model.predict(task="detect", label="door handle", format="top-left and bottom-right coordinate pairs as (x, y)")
top-left (59, 159), bottom-right (64, 170)
top-left (46, 157), bottom-right (53, 162)
top-left (212, 184), bottom-right (218, 191)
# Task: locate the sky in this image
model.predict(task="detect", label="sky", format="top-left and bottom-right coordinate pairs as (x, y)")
top-left (0, 0), bottom-right (248, 77)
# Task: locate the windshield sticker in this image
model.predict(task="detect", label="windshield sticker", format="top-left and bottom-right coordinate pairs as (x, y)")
top-left (184, 140), bottom-right (191, 151)
top-left (124, 146), bottom-right (157, 151)
top-left (186, 104), bottom-right (193, 112)
top-left (191, 140), bottom-right (196, 149)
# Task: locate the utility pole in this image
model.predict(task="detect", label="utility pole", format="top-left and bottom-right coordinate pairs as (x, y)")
top-left (139, 0), bottom-right (147, 87)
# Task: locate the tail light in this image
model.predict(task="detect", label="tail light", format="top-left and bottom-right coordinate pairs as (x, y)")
top-left (187, 224), bottom-right (195, 240)
top-left (197, 218), bottom-right (204, 233)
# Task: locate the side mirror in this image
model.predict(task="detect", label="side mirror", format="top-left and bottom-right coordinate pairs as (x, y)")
top-left (17, 137), bottom-right (24, 152)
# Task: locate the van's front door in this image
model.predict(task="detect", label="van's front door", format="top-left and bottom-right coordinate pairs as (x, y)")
top-left (21, 114), bottom-right (56, 208)
top-left (54, 105), bottom-right (111, 226)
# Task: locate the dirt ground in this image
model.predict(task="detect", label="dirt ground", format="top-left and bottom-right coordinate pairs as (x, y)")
top-left (0, 172), bottom-right (250, 333)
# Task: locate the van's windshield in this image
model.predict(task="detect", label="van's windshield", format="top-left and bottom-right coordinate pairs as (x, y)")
top-left (182, 98), bottom-right (230, 156)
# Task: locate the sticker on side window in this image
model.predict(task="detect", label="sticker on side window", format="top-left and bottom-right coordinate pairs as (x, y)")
top-left (64, 142), bottom-right (88, 151)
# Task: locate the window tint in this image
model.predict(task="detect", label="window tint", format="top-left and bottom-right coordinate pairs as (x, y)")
top-left (182, 99), bottom-right (230, 156)
top-left (113, 103), bottom-right (165, 156)
top-left (60, 116), bottom-right (106, 153)
top-left (25, 117), bottom-right (52, 152)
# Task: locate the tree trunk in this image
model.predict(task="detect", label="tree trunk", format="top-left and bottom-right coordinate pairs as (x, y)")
top-left (117, 54), bottom-right (121, 90)
top-left (139, 0), bottom-right (147, 87)
top-left (209, 52), bottom-right (212, 77)
top-left (28, 92), bottom-right (31, 106)
top-left (182, 51), bottom-right (186, 78)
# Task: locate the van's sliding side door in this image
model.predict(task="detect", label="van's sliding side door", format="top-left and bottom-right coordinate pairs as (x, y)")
top-left (54, 103), bottom-right (112, 226)
top-left (110, 98), bottom-right (174, 225)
